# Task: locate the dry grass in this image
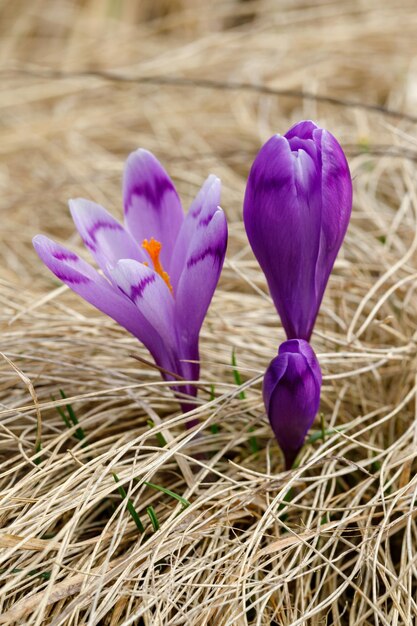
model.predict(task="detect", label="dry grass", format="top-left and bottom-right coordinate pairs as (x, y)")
top-left (1, 0), bottom-right (417, 623)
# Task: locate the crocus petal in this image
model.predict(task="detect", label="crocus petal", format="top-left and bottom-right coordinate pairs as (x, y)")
top-left (69, 198), bottom-right (145, 280)
top-left (109, 259), bottom-right (177, 362)
top-left (170, 175), bottom-right (221, 291)
top-left (32, 235), bottom-right (167, 366)
top-left (243, 121), bottom-right (352, 340)
top-left (244, 134), bottom-right (322, 339)
top-left (175, 208), bottom-right (227, 349)
top-left (263, 339), bottom-right (322, 469)
top-left (123, 149), bottom-right (184, 269)
top-left (263, 353), bottom-right (288, 414)
top-left (314, 128), bottom-right (353, 302)
top-left (285, 120), bottom-right (317, 141)
top-left (110, 262), bottom-right (199, 405)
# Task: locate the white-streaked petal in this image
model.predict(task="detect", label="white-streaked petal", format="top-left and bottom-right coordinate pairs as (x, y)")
top-left (109, 259), bottom-right (177, 356)
top-left (123, 149), bottom-right (184, 269)
top-left (33, 235), bottom-right (169, 369)
top-left (69, 198), bottom-right (145, 277)
top-left (170, 175), bottom-right (221, 290)
top-left (175, 208), bottom-right (227, 346)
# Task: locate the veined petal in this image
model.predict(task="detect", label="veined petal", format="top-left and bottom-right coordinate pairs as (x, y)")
top-left (32, 235), bottom-right (168, 367)
top-left (314, 128), bottom-right (352, 303)
top-left (123, 149), bottom-right (184, 269)
top-left (170, 175), bottom-right (221, 290)
top-left (109, 259), bottom-right (177, 358)
top-left (69, 198), bottom-right (145, 277)
top-left (243, 134), bottom-right (322, 340)
top-left (175, 208), bottom-right (227, 347)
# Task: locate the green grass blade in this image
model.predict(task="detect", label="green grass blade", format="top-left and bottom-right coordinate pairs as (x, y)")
top-left (33, 440), bottom-right (42, 465)
top-left (58, 389), bottom-right (86, 443)
top-left (306, 426), bottom-right (344, 445)
top-left (0, 568), bottom-right (51, 580)
top-left (55, 404), bottom-right (72, 429)
top-left (143, 481), bottom-right (190, 508)
top-left (112, 473), bottom-right (145, 533)
top-left (146, 506), bottom-right (160, 531)
top-left (147, 419), bottom-right (167, 447)
top-left (231, 348), bottom-right (246, 400)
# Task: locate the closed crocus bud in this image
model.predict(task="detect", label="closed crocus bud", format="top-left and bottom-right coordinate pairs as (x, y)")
top-left (263, 339), bottom-right (322, 469)
top-left (244, 120), bottom-right (352, 341)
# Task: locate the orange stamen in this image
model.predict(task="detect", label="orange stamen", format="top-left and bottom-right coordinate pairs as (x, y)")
top-left (142, 237), bottom-right (173, 294)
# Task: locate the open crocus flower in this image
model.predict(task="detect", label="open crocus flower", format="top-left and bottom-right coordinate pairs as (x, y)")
top-left (263, 339), bottom-right (322, 469)
top-left (33, 150), bottom-right (228, 411)
top-left (243, 120), bottom-right (352, 341)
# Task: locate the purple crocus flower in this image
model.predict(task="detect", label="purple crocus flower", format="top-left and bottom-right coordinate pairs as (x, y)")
top-left (263, 339), bottom-right (322, 469)
top-left (33, 149), bottom-right (228, 410)
top-left (243, 120), bottom-right (352, 341)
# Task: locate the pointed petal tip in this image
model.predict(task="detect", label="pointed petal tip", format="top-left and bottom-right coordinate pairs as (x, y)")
top-left (68, 198), bottom-right (97, 226)
top-left (32, 234), bottom-right (70, 260)
top-left (189, 175), bottom-right (222, 221)
top-left (33, 234), bottom-right (55, 261)
top-left (32, 233), bottom-right (45, 247)
top-left (206, 173), bottom-right (221, 187)
top-left (68, 196), bottom-right (88, 213)
top-left (212, 205), bottom-right (227, 224)
top-left (124, 147), bottom-right (169, 174)
top-left (207, 206), bottom-right (228, 247)
top-left (125, 147), bottom-right (158, 168)
top-left (31, 235), bottom-right (100, 289)
top-left (203, 174), bottom-right (221, 199)
top-left (285, 120), bottom-right (319, 140)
